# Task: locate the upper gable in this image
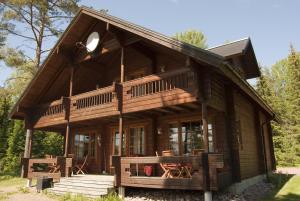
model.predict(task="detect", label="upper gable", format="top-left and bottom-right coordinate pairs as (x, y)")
top-left (208, 38), bottom-right (261, 79)
top-left (10, 6), bottom-right (275, 121)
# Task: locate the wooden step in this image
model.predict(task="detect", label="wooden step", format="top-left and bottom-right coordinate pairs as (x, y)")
top-left (48, 175), bottom-right (115, 198)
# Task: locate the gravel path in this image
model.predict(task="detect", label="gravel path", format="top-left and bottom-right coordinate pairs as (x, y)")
top-left (125, 180), bottom-right (274, 201)
top-left (276, 167), bottom-right (300, 175)
top-left (0, 186), bottom-right (56, 201)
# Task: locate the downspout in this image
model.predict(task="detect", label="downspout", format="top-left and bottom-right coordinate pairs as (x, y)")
top-left (260, 114), bottom-right (275, 182)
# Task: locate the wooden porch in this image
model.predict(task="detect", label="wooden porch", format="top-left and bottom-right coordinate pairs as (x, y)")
top-left (115, 153), bottom-right (224, 191)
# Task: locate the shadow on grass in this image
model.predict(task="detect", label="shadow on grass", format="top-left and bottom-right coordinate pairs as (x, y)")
top-left (263, 173), bottom-right (299, 201)
top-left (271, 193), bottom-right (300, 201)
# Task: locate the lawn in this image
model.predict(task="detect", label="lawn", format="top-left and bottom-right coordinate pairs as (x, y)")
top-left (263, 174), bottom-right (300, 201)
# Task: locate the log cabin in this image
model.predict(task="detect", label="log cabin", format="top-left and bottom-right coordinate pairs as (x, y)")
top-left (10, 6), bottom-right (277, 199)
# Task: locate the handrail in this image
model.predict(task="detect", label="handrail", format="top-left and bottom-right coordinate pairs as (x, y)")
top-left (71, 85), bottom-right (116, 110)
top-left (123, 68), bottom-right (195, 98)
top-left (21, 157), bottom-right (73, 180)
top-left (35, 98), bottom-right (65, 117)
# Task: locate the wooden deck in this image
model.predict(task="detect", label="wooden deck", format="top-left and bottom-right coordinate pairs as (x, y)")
top-left (115, 153), bottom-right (224, 191)
top-left (32, 68), bottom-right (198, 129)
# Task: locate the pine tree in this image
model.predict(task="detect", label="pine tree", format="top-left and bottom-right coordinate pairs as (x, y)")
top-left (3, 120), bottom-right (25, 173)
top-left (174, 29), bottom-right (208, 49)
top-left (0, 89), bottom-right (11, 171)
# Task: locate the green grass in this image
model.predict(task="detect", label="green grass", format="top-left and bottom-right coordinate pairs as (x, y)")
top-left (263, 174), bottom-right (300, 201)
top-left (0, 174), bottom-right (26, 187)
top-left (44, 191), bottom-right (121, 201)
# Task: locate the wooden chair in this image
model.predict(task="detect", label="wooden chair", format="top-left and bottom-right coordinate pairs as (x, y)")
top-left (156, 151), bottom-right (170, 178)
top-left (156, 151), bottom-right (182, 178)
top-left (47, 155), bottom-right (60, 173)
top-left (74, 155), bottom-right (89, 175)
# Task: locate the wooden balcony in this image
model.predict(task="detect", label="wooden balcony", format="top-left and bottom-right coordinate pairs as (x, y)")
top-left (33, 98), bottom-right (67, 128)
top-left (115, 153), bottom-right (224, 191)
top-left (32, 68), bottom-right (199, 128)
top-left (69, 85), bottom-right (119, 123)
top-left (122, 68), bottom-right (198, 114)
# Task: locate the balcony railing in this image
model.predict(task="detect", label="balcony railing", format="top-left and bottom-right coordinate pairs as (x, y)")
top-left (34, 98), bottom-right (67, 128)
top-left (69, 85), bottom-right (119, 122)
top-left (122, 68), bottom-right (198, 113)
top-left (32, 68), bottom-right (199, 128)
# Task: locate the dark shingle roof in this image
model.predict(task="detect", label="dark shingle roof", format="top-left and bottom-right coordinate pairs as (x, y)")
top-left (207, 38), bottom-right (250, 58)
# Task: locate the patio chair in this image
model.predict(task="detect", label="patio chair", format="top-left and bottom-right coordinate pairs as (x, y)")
top-left (156, 151), bottom-right (182, 178)
top-left (74, 155), bottom-right (89, 175)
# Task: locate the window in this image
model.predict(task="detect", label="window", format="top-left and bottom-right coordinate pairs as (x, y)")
top-left (181, 121), bottom-right (203, 154)
top-left (113, 129), bottom-right (126, 155)
top-left (129, 127), bottom-right (145, 156)
top-left (168, 121), bottom-right (214, 155)
top-left (74, 133), bottom-right (95, 159)
top-left (169, 124), bottom-right (179, 155)
top-left (208, 124), bottom-right (214, 152)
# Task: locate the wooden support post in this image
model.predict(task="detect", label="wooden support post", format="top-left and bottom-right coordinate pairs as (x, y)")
top-left (64, 124), bottom-right (70, 157)
top-left (120, 47), bottom-right (125, 83)
top-left (202, 102), bottom-right (209, 152)
top-left (24, 128), bottom-right (33, 158)
top-left (64, 66), bottom-right (74, 157)
top-left (23, 126), bottom-right (33, 186)
top-left (118, 116), bottom-right (123, 156)
top-left (118, 47), bottom-right (125, 156)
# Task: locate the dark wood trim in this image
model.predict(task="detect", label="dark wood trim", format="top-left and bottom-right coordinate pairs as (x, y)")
top-left (224, 85), bottom-right (241, 182)
top-left (254, 108), bottom-right (266, 174)
top-left (267, 121), bottom-right (276, 170)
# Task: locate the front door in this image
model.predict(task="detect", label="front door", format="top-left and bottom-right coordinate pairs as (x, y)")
top-left (73, 132), bottom-right (100, 173)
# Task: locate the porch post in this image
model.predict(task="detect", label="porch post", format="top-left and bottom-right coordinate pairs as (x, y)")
top-left (118, 47), bottom-right (125, 156)
top-left (200, 69), bottom-right (212, 201)
top-left (202, 101), bottom-right (209, 152)
top-left (118, 46), bottom-right (125, 197)
top-left (64, 66), bottom-right (74, 157)
top-left (23, 119), bottom-right (33, 187)
top-left (64, 124), bottom-right (70, 157)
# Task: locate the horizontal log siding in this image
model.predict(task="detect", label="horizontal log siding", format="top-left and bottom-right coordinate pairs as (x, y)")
top-left (234, 92), bottom-right (261, 179)
top-left (208, 74), bottom-right (226, 111)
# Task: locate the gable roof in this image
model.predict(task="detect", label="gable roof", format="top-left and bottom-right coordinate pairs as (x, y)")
top-left (208, 38), bottom-right (260, 79)
top-left (10, 6), bottom-right (276, 120)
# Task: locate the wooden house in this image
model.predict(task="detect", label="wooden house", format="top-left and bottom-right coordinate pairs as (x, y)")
top-left (11, 6), bottom-right (276, 199)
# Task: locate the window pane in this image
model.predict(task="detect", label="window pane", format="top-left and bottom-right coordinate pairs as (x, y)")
top-left (129, 127), bottom-right (145, 156)
top-left (114, 130), bottom-right (125, 155)
top-left (169, 124), bottom-right (179, 155)
top-left (74, 133), bottom-right (93, 160)
top-left (181, 121), bottom-right (203, 154)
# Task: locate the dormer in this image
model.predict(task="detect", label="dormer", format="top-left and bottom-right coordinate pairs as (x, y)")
top-left (208, 38), bottom-right (260, 79)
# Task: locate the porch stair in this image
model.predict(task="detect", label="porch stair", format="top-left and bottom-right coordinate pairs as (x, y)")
top-left (48, 175), bottom-right (115, 198)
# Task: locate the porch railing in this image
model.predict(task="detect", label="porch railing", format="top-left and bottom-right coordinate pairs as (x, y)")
top-left (21, 157), bottom-right (72, 181)
top-left (119, 153), bottom-right (224, 191)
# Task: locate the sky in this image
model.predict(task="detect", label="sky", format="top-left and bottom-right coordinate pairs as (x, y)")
top-left (1, 0), bottom-right (299, 86)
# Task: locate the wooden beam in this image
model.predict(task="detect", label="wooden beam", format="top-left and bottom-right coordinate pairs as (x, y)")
top-left (202, 102), bottom-right (209, 152)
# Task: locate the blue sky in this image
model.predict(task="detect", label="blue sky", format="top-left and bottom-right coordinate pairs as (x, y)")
top-left (1, 0), bottom-right (299, 85)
